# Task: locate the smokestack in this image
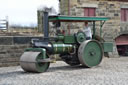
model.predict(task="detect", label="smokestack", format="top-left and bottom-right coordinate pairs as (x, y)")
top-left (43, 11), bottom-right (49, 41)
top-left (38, 6), bottom-right (58, 41)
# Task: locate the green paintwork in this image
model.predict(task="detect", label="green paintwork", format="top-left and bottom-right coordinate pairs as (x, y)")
top-left (57, 35), bottom-right (64, 41)
top-left (76, 32), bottom-right (86, 43)
top-left (36, 53), bottom-right (50, 73)
top-left (53, 44), bottom-right (73, 54)
top-left (64, 35), bottom-right (76, 44)
top-left (83, 41), bottom-right (103, 67)
top-left (102, 42), bottom-right (113, 52)
top-left (25, 48), bottom-right (47, 58)
top-left (49, 16), bottom-right (109, 22)
top-left (25, 48), bottom-right (50, 72)
top-left (20, 15), bottom-right (111, 73)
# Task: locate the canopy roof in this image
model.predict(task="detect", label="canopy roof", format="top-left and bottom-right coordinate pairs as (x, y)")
top-left (49, 15), bottom-right (109, 22)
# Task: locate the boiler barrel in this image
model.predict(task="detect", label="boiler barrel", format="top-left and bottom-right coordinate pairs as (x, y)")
top-left (52, 44), bottom-right (74, 54)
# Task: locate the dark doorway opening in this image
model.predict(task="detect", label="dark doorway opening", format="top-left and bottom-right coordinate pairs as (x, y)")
top-left (117, 45), bottom-right (128, 56)
top-left (115, 34), bottom-right (128, 56)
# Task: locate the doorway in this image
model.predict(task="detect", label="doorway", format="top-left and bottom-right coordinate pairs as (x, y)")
top-left (115, 34), bottom-right (128, 56)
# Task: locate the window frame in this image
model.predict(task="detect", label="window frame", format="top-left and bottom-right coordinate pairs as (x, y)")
top-left (121, 8), bottom-right (128, 22)
top-left (84, 7), bottom-right (96, 17)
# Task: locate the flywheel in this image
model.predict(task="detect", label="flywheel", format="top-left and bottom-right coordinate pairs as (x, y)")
top-left (20, 52), bottom-right (50, 73)
top-left (78, 40), bottom-right (103, 67)
top-left (76, 31), bottom-right (86, 44)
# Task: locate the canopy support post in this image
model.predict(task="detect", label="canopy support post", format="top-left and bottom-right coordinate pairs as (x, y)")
top-left (100, 21), bottom-right (105, 37)
top-left (93, 21), bottom-right (96, 39)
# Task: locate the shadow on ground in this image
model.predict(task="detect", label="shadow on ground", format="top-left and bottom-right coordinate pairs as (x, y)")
top-left (47, 65), bottom-right (90, 72)
top-left (0, 65), bottom-right (94, 79)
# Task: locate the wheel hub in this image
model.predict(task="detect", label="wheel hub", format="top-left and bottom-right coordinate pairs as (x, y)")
top-left (89, 51), bottom-right (96, 56)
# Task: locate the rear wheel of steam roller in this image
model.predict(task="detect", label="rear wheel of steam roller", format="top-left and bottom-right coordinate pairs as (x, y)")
top-left (20, 52), bottom-right (50, 73)
top-left (78, 40), bottom-right (103, 67)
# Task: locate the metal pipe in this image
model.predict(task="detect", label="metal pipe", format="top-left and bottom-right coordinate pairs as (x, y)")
top-left (68, 0), bottom-right (70, 35)
top-left (93, 21), bottom-right (95, 39)
top-left (68, 0), bottom-right (70, 15)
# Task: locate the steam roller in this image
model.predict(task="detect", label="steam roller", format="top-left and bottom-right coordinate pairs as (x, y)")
top-left (19, 11), bottom-right (113, 73)
top-left (20, 32), bottom-right (103, 73)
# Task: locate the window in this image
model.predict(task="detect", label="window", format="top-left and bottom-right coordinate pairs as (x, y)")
top-left (84, 8), bottom-right (96, 17)
top-left (121, 8), bottom-right (128, 22)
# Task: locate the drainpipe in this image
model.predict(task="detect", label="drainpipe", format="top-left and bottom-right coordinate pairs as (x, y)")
top-left (68, 0), bottom-right (70, 16)
top-left (68, 0), bottom-right (70, 35)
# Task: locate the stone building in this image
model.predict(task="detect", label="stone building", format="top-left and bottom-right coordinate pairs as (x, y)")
top-left (37, 0), bottom-right (128, 57)
top-left (59, 0), bottom-right (128, 57)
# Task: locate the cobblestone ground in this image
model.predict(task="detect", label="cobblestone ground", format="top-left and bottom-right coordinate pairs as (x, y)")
top-left (0, 57), bottom-right (128, 85)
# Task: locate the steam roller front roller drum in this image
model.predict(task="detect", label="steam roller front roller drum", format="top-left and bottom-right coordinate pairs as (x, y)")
top-left (78, 40), bottom-right (103, 67)
top-left (20, 52), bottom-right (50, 73)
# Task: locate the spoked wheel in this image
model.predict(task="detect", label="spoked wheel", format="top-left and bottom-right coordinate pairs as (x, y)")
top-left (20, 52), bottom-right (50, 73)
top-left (78, 40), bottom-right (103, 67)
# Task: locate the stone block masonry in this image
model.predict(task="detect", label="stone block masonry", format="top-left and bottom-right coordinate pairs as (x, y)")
top-left (0, 36), bottom-right (42, 67)
top-left (59, 0), bottom-right (128, 57)
top-left (37, 0), bottom-right (128, 57)
top-left (0, 45), bottom-right (28, 67)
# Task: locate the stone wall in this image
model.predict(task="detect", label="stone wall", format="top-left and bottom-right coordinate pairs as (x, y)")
top-left (36, 0), bottom-right (128, 57)
top-left (60, 0), bottom-right (128, 39)
top-left (59, 0), bottom-right (128, 57)
top-left (37, 10), bottom-right (44, 33)
top-left (0, 36), bottom-right (42, 67)
top-left (119, 3), bottom-right (128, 36)
top-left (60, 0), bottom-right (121, 40)
top-left (0, 45), bottom-right (28, 67)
